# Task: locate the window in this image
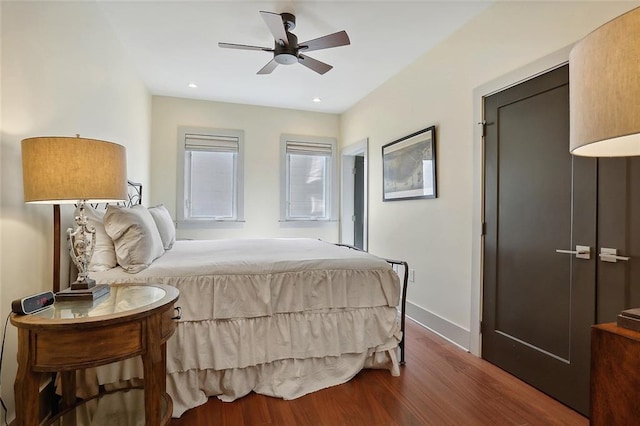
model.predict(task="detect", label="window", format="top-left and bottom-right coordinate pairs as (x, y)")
top-left (177, 127), bottom-right (244, 224)
top-left (281, 135), bottom-right (337, 221)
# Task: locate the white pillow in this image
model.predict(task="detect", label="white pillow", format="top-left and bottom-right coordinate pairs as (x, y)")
top-left (103, 204), bottom-right (165, 273)
top-left (77, 206), bottom-right (117, 272)
top-left (148, 204), bottom-right (176, 250)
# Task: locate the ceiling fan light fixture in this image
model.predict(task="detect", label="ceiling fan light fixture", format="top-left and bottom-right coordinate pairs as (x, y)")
top-left (275, 53), bottom-right (297, 65)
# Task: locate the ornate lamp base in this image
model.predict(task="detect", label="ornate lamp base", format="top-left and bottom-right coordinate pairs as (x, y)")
top-left (70, 277), bottom-right (97, 291)
top-left (56, 284), bottom-right (110, 301)
top-left (62, 200), bottom-right (110, 301)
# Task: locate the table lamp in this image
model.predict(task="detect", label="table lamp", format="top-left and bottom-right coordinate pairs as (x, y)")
top-left (21, 136), bottom-right (127, 300)
top-left (569, 6), bottom-right (640, 157)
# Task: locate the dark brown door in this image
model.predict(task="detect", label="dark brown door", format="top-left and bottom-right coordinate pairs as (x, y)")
top-left (482, 64), bottom-right (597, 415)
top-left (597, 157), bottom-right (640, 322)
top-left (354, 155), bottom-right (365, 250)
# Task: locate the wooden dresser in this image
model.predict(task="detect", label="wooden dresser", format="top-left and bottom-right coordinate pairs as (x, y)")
top-left (591, 322), bottom-right (640, 424)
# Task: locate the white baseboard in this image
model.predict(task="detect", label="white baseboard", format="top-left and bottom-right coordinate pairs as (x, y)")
top-left (406, 301), bottom-right (470, 351)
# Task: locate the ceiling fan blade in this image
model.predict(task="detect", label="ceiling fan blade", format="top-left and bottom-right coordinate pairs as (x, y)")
top-left (219, 42), bottom-right (273, 52)
top-left (298, 54), bottom-right (333, 75)
top-left (260, 11), bottom-right (288, 46)
top-left (257, 58), bottom-right (279, 75)
top-left (299, 31), bottom-right (350, 53)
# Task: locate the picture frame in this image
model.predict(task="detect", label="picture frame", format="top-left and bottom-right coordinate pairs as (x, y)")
top-left (382, 126), bottom-right (437, 201)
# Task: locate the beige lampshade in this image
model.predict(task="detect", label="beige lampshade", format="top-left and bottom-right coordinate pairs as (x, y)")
top-left (569, 6), bottom-right (640, 157)
top-left (22, 136), bottom-right (128, 203)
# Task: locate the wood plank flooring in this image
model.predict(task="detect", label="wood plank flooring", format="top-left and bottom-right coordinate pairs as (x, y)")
top-left (170, 319), bottom-right (587, 425)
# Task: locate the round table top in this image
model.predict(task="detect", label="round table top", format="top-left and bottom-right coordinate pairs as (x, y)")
top-left (11, 283), bottom-right (179, 330)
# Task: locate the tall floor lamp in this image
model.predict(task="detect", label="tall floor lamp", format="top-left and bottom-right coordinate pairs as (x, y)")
top-left (21, 136), bottom-right (127, 300)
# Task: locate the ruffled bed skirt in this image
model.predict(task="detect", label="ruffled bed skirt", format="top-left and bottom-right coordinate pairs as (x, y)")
top-left (74, 306), bottom-right (402, 417)
top-left (167, 346), bottom-right (400, 417)
top-left (89, 346), bottom-right (400, 417)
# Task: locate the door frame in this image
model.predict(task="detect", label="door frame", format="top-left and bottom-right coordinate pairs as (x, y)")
top-left (470, 45), bottom-right (574, 356)
top-left (340, 138), bottom-right (368, 251)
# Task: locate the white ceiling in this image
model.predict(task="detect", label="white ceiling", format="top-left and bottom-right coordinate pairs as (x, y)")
top-left (98, 1), bottom-right (492, 114)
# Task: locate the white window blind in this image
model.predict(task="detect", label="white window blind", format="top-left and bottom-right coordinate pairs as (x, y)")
top-left (286, 141), bottom-right (333, 156)
top-left (186, 150), bottom-right (235, 218)
top-left (185, 134), bottom-right (239, 152)
top-left (281, 136), bottom-right (337, 221)
top-left (177, 128), bottom-right (244, 224)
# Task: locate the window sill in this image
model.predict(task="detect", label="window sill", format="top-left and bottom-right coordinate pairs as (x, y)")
top-left (177, 220), bottom-right (246, 230)
top-left (278, 219), bottom-right (338, 228)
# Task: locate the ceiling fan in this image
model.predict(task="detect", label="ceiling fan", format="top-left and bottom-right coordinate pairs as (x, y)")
top-left (218, 11), bottom-right (351, 75)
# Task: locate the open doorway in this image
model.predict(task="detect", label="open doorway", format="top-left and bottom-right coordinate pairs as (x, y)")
top-left (341, 138), bottom-right (368, 251)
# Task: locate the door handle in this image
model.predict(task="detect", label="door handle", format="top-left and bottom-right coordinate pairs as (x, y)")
top-left (599, 248), bottom-right (631, 263)
top-left (555, 245), bottom-right (591, 260)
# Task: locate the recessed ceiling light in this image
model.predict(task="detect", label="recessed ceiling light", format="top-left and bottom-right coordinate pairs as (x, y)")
top-left (188, 83), bottom-right (198, 88)
top-left (312, 97), bottom-right (322, 103)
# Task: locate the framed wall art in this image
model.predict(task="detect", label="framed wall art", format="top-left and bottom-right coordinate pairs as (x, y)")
top-left (382, 126), bottom-right (437, 201)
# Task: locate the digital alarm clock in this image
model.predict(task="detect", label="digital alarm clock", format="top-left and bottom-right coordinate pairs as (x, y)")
top-left (12, 291), bottom-right (55, 315)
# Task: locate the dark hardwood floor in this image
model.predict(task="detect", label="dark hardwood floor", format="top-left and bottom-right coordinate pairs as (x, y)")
top-left (170, 319), bottom-right (587, 425)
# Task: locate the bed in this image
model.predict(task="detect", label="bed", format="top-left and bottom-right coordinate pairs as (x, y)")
top-left (71, 182), bottom-right (409, 418)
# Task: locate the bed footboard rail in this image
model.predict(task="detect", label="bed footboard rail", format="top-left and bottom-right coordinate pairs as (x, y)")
top-left (334, 243), bottom-right (409, 366)
top-left (384, 257), bottom-right (408, 366)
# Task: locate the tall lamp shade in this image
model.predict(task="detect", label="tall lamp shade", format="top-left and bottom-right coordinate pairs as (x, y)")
top-left (22, 136), bottom-right (128, 203)
top-left (569, 6), bottom-right (640, 157)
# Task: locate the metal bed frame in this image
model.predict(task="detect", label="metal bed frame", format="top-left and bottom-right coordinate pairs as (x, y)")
top-left (334, 243), bottom-right (409, 366)
top-left (89, 179), bottom-right (143, 209)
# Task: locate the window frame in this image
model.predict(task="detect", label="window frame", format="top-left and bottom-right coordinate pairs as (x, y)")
top-left (177, 126), bottom-right (244, 227)
top-left (280, 134), bottom-right (338, 222)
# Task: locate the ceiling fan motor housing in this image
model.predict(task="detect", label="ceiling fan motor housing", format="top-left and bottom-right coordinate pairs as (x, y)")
top-left (274, 32), bottom-right (299, 65)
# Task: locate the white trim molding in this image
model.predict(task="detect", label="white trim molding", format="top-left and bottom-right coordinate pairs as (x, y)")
top-left (406, 302), bottom-right (470, 351)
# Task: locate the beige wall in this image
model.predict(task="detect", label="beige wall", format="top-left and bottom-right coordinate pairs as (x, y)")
top-left (0, 2), bottom-right (151, 420)
top-left (340, 1), bottom-right (640, 352)
top-left (150, 96), bottom-right (340, 241)
top-left (1, 0), bottom-right (639, 421)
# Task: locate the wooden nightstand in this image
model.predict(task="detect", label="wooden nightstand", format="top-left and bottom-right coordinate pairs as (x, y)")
top-left (11, 283), bottom-right (179, 426)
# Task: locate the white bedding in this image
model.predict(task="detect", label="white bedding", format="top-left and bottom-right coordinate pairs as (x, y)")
top-left (86, 238), bottom-right (402, 417)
